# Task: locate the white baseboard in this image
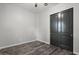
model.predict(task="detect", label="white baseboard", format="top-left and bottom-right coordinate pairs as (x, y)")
top-left (36, 39), bottom-right (49, 44)
top-left (0, 40), bottom-right (36, 50)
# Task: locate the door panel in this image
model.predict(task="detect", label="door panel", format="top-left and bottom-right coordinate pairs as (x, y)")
top-left (50, 13), bottom-right (58, 46)
top-left (50, 8), bottom-right (73, 51)
top-left (50, 33), bottom-right (58, 46)
top-left (59, 33), bottom-right (73, 51)
top-left (50, 13), bottom-right (58, 33)
top-left (61, 9), bottom-right (73, 33)
top-left (60, 8), bottom-right (73, 51)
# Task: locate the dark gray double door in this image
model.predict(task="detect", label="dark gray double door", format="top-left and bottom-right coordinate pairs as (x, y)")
top-left (50, 8), bottom-right (73, 51)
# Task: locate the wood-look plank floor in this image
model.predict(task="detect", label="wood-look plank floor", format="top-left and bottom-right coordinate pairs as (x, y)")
top-left (0, 41), bottom-right (73, 55)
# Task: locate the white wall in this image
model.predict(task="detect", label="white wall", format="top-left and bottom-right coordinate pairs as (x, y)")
top-left (37, 3), bottom-right (79, 54)
top-left (34, 14), bottom-right (40, 40)
top-left (0, 4), bottom-right (36, 49)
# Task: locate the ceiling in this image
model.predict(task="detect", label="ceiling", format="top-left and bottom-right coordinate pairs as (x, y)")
top-left (14, 3), bottom-right (58, 13)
